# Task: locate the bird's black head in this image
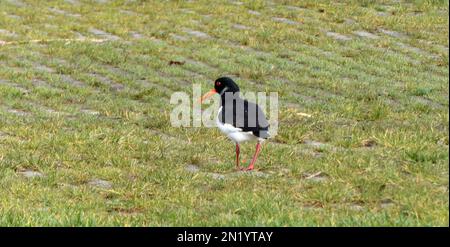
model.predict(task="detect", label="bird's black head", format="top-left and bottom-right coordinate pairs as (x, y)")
top-left (199, 77), bottom-right (240, 103)
top-left (214, 77), bottom-right (240, 95)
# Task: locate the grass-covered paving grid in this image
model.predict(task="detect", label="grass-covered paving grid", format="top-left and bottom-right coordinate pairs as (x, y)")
top-left (0, 0), bottom-right (448, 226)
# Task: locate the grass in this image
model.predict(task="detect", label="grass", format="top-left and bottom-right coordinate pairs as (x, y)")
top-left (0, 0), bottom-right (448, 226)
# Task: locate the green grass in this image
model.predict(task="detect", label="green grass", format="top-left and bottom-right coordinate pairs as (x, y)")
top-left (0, 0), bottom-right (448, 226)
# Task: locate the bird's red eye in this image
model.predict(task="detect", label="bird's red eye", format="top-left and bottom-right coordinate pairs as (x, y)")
top-left (216, 81), bottom-right (221, 86)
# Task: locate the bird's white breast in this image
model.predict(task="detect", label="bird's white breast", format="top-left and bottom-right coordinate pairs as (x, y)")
top-left (216, 107), bottom-right (258, 143)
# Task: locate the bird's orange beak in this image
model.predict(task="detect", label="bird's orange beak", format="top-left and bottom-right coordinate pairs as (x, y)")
top-left (199, 89), bottom-right (217, 103)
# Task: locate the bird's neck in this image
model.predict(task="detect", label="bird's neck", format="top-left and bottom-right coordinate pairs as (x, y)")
top-left (220, 91), bottom-right (241, 106)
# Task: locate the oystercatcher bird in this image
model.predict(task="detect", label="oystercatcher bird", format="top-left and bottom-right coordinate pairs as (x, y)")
top-left (200, 77), bottom-right (270, 171)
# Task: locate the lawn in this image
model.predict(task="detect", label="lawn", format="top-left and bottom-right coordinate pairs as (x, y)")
top-left (0, 0), bottom-right (448, 226)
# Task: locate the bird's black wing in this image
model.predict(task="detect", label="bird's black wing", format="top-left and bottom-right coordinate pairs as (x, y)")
top-left (221, 98), bottom-right (270, 139)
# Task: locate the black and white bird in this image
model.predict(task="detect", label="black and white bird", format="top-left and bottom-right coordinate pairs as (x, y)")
top-left (200, 77), bottom-right (270, 171)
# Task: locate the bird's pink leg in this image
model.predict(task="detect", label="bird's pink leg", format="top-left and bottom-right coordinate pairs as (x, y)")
top-left (246, 142), bottom-right (262, 171)
top-left (235, 143), bottom-right (241, 170)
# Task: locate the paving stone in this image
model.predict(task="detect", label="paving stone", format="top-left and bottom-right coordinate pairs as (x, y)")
top-left (110, 83), bottom-right (125, 91)
top-left (80, 108), bottom-right (100, 115)
top-left (248, 10), bottom-right (261, 15)
top-left (44, 24), bottom-right (59, 30)
top-left (170, 34), bottom-right (188, 41)
top-left (185, 164), bottom-right (200, 173)
top-left (348, 203), bottom-right (364, 211)
top-left (344, 18), bottom-right (356, 25)
top-left (380, 199), bottom-right (395, 209)
top-left (0, 29), bottom-right (18, 37)
top-left (88, 178), bottom-right (112, 189)
top-left (31, 78), bottom-right (50, 87)
top-left (58, 183), bottom-right (78, 189)
top-left (396, 42), bottom-right (439, 59)
top-left (232, 24), bottom-right (250, 30)
top-left (60, 74), bottom-right (85, 87)
top-left (244, 170), bottom-right (270, 178)
top-left (201, 14), bottom-right (213, 21)
top-left (183, 29), bottom-right (210, 39)
top-left (379, 29), bottom-right (406, 38)
top-left (326, 31), bottom-right (352, 41)
top-left (32, 63), bottom-right (54, 73)
top-left (130, 31), bottom-right (144, 39)
top-left (304, 171), bottom-right (329, 182)
top-left (73, 32), bottom-right (86, 39)
top-left (88, 28), bottom-right (120, 40)
top-left (89, 71), bottom-right (125, 91)
top-left (376, 11), bottom-right (390, 17)
top-left (103, 65), bottom-right (129, 77)
top-left (7, 14), bottom-right (21, 20)
top-left (137, 80), bottom-right (173, 93)
top-left (272, 17), bottom-right (299, 25)
top-left (7, 0), bottom-right (26, 7)
top-left (120, 10), bottom-right (137, 15)
top-left (303, 140), bottom-right (328, 148)
top-left (208, 172), bottom-right (226, 180)
top-left (184, 58), bottom-right (218, 71)
top-left (7, 108), bottom-right (30, 116)
top-left (353, 30), bottom-right (379, 39)
top-left (0, 79), bottom-right (29, 93)
top-left (64, 0), bottom-right (79, 4)
top-left (285, 5), bottom-right (305, 11)
top-left (412, 96), bottom-right (445, 109)
top-left (180, 9), bottom-right (196, 14)
top-left (48, 7), bottom-right (81, 18)
top-left (19, 170), bottom-right (44, 178)
top-left (0, 131), bottom-right (10, 139)
top-left (41, 107), bottom-right (66, 116)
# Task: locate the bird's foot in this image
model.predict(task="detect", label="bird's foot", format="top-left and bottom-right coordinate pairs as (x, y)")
top-left (244, 165), bottom-right (254, 171)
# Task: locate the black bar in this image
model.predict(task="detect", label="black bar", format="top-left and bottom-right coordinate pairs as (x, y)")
top-left (0, 227), bottom-right (448, 246)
